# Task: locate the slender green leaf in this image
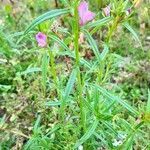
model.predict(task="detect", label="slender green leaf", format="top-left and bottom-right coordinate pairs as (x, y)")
top-left (33, 115), bottom-right (41, 132)
top-left (119, 122), bottom-right (144, 149)
top-left (0, 84), bottom-right (11, 92)
top-left (45, 101), bottom-right (61, 106)
top-left (146, 89), bottom-right (150, 113)
top-left (64, 68), bottom-right (77, 99)
top-left (93, 84), bottom-right (139, 116)
top-left (103, 122), bottom-right (118, 136)
top-left (83, 29), bottom-right (101, 61)
top-left (25, 9), bottom-right (70, 34)
top-left (60, 0), bottom-right (70, 6)
top-left (49, 34), bottom-right (70, 51)
top-left (85, 16), bottom-right (113, 29)
top-left (74, 119), bottom-right (99, 148)
top-left (49, 34), bottom-right (92, 68)
top-left (94, 132), bottom-right (107, 146)
top-left (100, 44), bottom-right (109, 61)
top-left (58, 51), bottom-right (92, 69)
top-left (17, 67), bottom-right (41, 75)
top-left (123, 22), bottom-right (141, 46)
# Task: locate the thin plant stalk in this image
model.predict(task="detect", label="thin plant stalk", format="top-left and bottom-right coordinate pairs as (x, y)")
top-left (48, 49), bottom-right (65, 122)
top-left (48, 49), bottom-right (58, 88)
top-left (48, 49), bottom-right (61, 103)
top-left (106, 16), bottom-right (121, 43)
top-left (74, 1), bottom-right (86, 132)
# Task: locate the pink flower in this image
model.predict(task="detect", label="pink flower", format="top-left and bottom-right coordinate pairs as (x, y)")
top-left (36, 32), bottom-right (47, 47)
top-left (103, 5), bottom-right (111, 16)
top-left (78, 1), bottom-right (95, 26)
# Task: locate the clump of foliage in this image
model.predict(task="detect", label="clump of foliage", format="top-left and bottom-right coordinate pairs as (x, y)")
top-left (0, 0), bottom-right (150, 149)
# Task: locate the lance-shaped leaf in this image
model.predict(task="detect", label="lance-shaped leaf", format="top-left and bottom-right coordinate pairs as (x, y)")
top-left (25, 9), bottom-right (70, 34)
top-left (92, 84), bottom-right (139, 116)
top-left (74, 119), bottom-right (99, 149)
top-left (123, 22), bottom-right (142, 47)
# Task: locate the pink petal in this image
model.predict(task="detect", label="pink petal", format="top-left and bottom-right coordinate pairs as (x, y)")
top-left (85, 11), bottom-right (95, 22)
top-left (35, 32), bottom-right (47, 48)
top-left (103, 5), bottom-right (111, 16)
top-left (80, 11), bottom-right (95, 26)
top-left (38, 39), bottom-right (47, 47)
top-left (78, 1), bottom-right (95, 26)
top-left (78, 1), bottom-right (88, 19)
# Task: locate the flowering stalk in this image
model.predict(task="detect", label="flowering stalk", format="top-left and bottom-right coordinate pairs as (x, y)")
top-left (36, 32), bottom-right (48, 97)
top-left (74, 1), bottom-right (86, 132)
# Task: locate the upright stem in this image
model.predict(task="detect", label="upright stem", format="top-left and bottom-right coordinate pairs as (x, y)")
top-left (48, 49), bottom-right (64, 121)
top-left (74, 1), bottom-right (86, 132)
top-left (106, 16), bottom-right (120, 43)
top-left (49, 50), bottom-right (58, 88)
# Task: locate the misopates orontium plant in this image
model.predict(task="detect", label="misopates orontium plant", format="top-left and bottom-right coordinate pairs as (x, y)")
top-left (20, 0), bottom-right (149, 149)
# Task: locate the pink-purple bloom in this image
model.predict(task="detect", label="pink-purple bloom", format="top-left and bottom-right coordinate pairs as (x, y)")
top-left (78, 1), bottom-right (95, 26)
top-left (103, 5), bottom-right (111, 16)
top-left (36, 32), bottom-right (47, 47)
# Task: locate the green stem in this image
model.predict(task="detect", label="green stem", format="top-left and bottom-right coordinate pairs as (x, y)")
top-left (97, 61), bottom-right (104, 84)
top-left (48, 50), bottom-right (58, 88)
top-left (48, 49), bottom-right (63, 120)
top-left (97, 0), bottom-right (103, 9)
top-left (106, 16), bottom-right (120, 43)
top-left (74, 1), bottom-right (86, 132)
top-left (41, 50), bottom-right (48, 98)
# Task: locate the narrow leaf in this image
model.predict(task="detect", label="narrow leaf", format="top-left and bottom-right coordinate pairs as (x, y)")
top-left (146, 89), bottom-right (150, 113)
top-left (74, 119), bottom-right (99, 148)
top-left (33, 115), bottom-right (41, 132)
top-left (64, 68), bottom-right (77, 99)
top-left (100, 44), bottom-right (109, 61)
top-left (18, 67), bottom-right (41, 75)
top-left (83, 29), bottom-right (101, 61)
top-left (25, 9), bottom-right (70, 34)
top-left (93, 84), bottom-right (139, 116)
top-left (123, 22), bottom-right (141, 46)
top-left (49, 34), bottom-right (70, 51)
top-left (85, 16), bottom-right (112, 29)
top-left (45, 101), bottom-right (61, 106)
top-left (49, 34), bottom-right (92, 69)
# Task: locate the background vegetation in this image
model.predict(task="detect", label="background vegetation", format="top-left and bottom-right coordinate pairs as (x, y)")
top-left (0, 0), bottom-right (149, 149)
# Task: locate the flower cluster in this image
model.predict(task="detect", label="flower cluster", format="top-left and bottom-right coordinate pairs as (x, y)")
top-left (35, 1), bottom-right (131, 47)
